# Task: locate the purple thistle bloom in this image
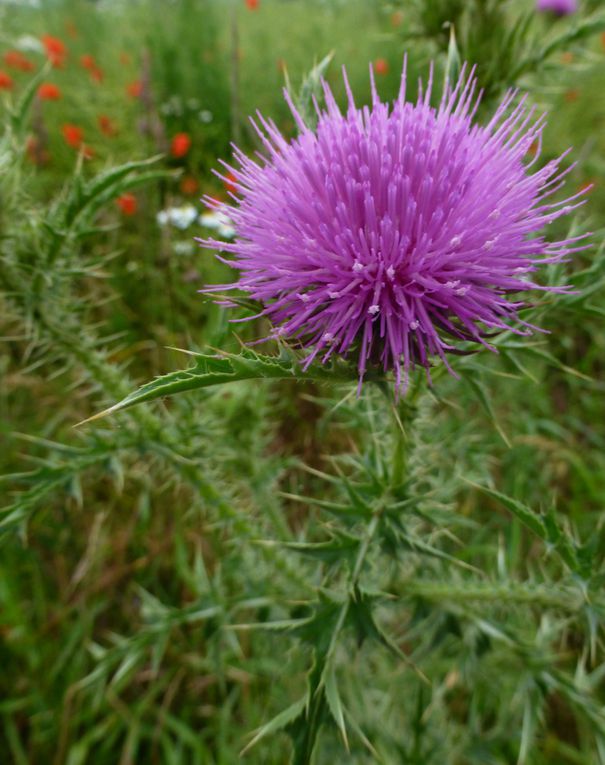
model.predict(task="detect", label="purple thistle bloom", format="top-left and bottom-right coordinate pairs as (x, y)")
top-left (200, 61), bottom-right (588, 393)
top-left (536, 0), bottom-right (578, 16)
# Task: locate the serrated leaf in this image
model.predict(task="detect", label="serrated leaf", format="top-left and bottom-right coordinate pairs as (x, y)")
top-left (467, 482), bottom-right (581, 573)
top-left (9, 65), bottom-right (50, 136)
top-left (323, 666), bottom-right (349, 750)
top-left (464, 375), bottom-right (511, 447)
top-left (240, 696), bottom-right (307, 756)
top-left (79, 348), bottom-right (367, 425)
top-left (468, 481), bottom-right (547, 538)
top-left (283, 532), bottom-right (359, 566)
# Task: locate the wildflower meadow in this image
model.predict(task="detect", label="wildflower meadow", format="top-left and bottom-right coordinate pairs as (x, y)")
top-left (2, 1), bottom-right (605, 763)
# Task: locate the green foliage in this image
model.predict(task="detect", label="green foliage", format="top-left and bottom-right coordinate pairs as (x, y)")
top-left (397, 0), bottom-right (605, 103)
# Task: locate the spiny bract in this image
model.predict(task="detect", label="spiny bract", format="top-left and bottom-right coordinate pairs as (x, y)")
top-left (200, 61), bottom-right (587, 392)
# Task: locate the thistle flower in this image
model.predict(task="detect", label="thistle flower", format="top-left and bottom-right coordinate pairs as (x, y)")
top-left (200, 61), bottom-right (587, 392)
top-left (536, 0), bottom-right (577, 16)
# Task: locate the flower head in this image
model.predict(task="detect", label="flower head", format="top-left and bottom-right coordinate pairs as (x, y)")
top-left (80, 53), bottom-right (96, 70)
top-left (0, 70), bottom-right (13, 90)
top-left (98, 114), bottom-right (117, 136)
top-left (4, 50), bottom-right (34, 71)
top-left (41, 34), bottom-right (67, 67)
top-left (171, 132), bottom-right (192, 158)
top-left (536, 0), bottom-right (577, 16)
top-left (15, 36), bottom-right (44, 55)
top-left (374, 58), bottom-right (389, 76)
top-left (200, 61), bottom-right (587, 392)
top-left (126, 80), bottom-right (143, 99)
top-left (116, 194), bottom-right (137, 216)
top-left (62, 123), bottom-right (84, 148)
top-left (90, 67), bottom-right (104, 84)
top-left (180, 176), bottom-right (200, 196)
top-left (157, 204), bottom-right (198, 230)
top-left (37, 82), bottom-right (62, 101)
top-left (65, 20), bottom-right (78, 39)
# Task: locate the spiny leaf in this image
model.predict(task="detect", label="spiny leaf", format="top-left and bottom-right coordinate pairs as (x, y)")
top-left (467, 482), bottom-right (581, 573)
top-left (282, 531), bottom-right (360, 566)
top-left (322, 666), bottom-right (349, 751)
top-left (78, 348), bottom-right (367, 425)
top-left (9, 65), bottom-right (50, 136)
top-left (293, 51), bottom-right (334, 130)
top-left (239, 696), bottom-right (307, 756)
top-left (464, 374), bottom-right (511, 447)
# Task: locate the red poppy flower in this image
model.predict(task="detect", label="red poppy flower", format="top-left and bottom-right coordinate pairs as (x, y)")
top-left (4, 50), bottom-right (21, 68)
top-left (41, 35), bottom-right (66, 57)
top-left (62, 123), bottom-right (84, 148)
top-left (126, 80), bottom-right (142, 98)
top-left (82, 145), bottom-right (95, 160)
top-left (180, 176), bottom-right (199, 196)
top-left (97, 114), bottom-right (116, 136)
top-left (90, 67), bottom-right (104, 84)
top-left (80, 54), bottom-right (96, 70)
top-left (41, 35), bottom-right (67, 68)
top-left (0, 70), bottom-right (13, 90)
top-left (390, 10), bottom-right (404, 27)
top-left (37, 83), bottom-right (62, 100)
top-left (116, 193), bottom-right (137, 216)
top-left (171, 132), bottom-right (191, 158)
top-left (65, 20), bottom-right (78, 39)
top-left (374, 58), bottom-right (389, 76)
top-left (245, 0), bottom-right (259, 8)
top-left (4, 50), bottom-right (34, 71)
